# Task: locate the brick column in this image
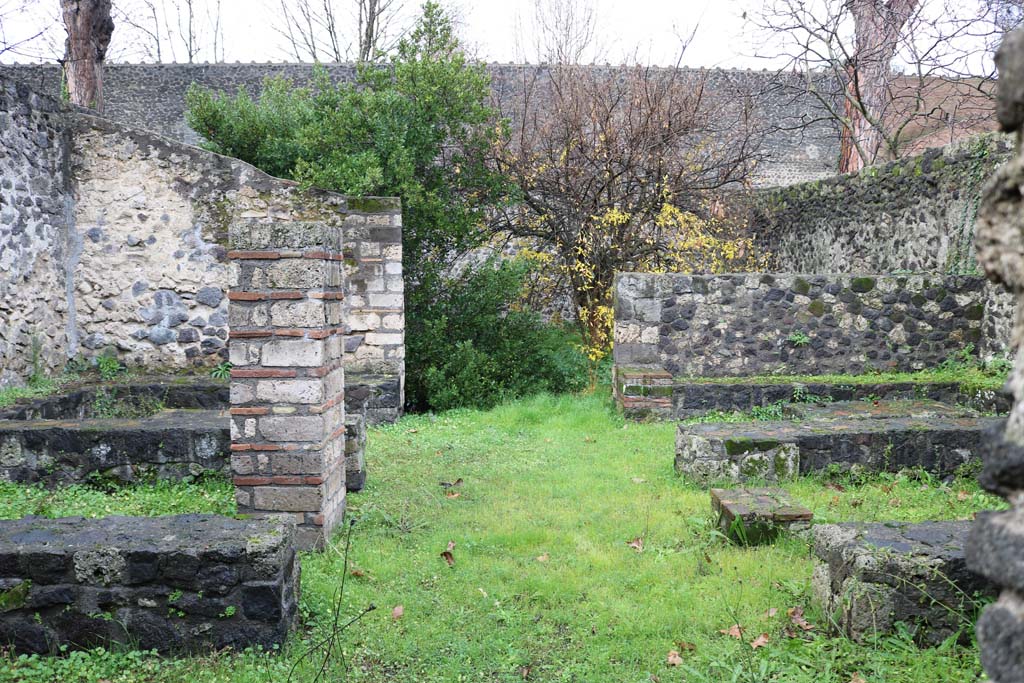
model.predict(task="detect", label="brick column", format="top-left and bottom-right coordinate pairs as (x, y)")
top-left (227, 221), bottom-right (347, 550)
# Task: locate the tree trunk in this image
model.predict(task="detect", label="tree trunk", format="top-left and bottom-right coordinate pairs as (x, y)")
top-left (61, 0), bottom-right (114, 111)
top-left (840, 0), bottom-right (918, 172)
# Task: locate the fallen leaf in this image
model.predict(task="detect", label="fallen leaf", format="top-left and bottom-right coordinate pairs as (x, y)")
top-left (828, 495), bottom-right (840, 507)
top-left (850, 674), bottom-right (866, 683)
top-left (719, 624), bottom-right (743, 639)
top-left (666, 650), bottom-right (683, 666)
top-left (649, 676), bottom-right (660, 683)
top-left (889, 497), bottom-right (902, 507)
top-left (764, 607), bottom-right (778, 618)
top-left (584, 436), bottom-right (595, 443)
top-left (350, 567), bottom-right (366, 578)
top-left (787, 606), bottom-right (814, 631)
top-left (850, 498), bottom-right (863, 508)
top-left (445, 491), bottom-right (461, 499)
top-left (631, 477), bottom-right (646, 484)
top-left (407, 429), bottom-right (419, 434)
top-left (441, 550), bottom-right (455, 567)
top-left (447, 540), bottom-right (456, 552)
top-left (627, 537), bottom-right (644, 553)
top-left (536, 553), bottom-right (550, 563)
top-left (783, 627), bottom-right (798, 639)
top-left (674, 640), bottom-right (696, 652)
top-left (825, 483), bottom-right (845, 492)
top-left (391, 605), bottom-right (404, 620)
top-left (750, 633), bottom-right (770, 649)
top-left (519, 665), bottom-right (532, 679)
top-left (957, 490), bottom-right (970, 501)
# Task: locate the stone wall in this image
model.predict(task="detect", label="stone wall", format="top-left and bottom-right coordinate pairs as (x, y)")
top-left (613, 273), bottom-right (989, 378)
top-left (0, 78), bottom-right (72, 386)
top-left (0, 74), bottom-right (405, 416)
top-left (0, 514), bottom-right (298, 655)
top-left (0, 62), bottom-right (840, 188)
top-left (966, 28), bottom-right (1024, 683)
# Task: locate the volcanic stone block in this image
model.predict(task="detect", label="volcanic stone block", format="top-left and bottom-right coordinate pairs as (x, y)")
top-left (676, 413), bottom-right (1000, 484)
top-left (0, 409), bottom-right (229, 486)
top-left (710, 487), bottom-right (812, 544)
top-left (0, 514), bottom-right (298, 655)
top-left (812, 521), bottom-right (995, 645)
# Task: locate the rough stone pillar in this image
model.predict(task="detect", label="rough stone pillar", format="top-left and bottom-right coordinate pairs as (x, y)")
top-left (227, 221), bottom-right (347, 550)
top-left (967, 28), bottom-right (1024, 683)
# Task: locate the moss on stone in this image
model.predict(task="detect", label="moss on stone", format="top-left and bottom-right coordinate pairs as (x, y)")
top-left (791, 278), bottom-right (811, 295)
top-left (0, 580), bottom-right (30, 612)
top-left (808, 299), bottom-right (826, 317)
top-left (724, 438), bottom-right (780, 456)
top-left (850, 277), bottom-right (877, 293)
top-left (964, 304), bottom-right (985, 321)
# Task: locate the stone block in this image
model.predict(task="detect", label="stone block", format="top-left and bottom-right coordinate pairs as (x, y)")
top-left (252, 485), bottom-right (323, 512)
top-left (261, 339), bottom-right (324, 367)
top-left (0, 514), bottom-right (297, 655)
top-left (256, 379), bottom-right (324, 404)
top-left (259, 415), bottom-right (324, 442)
top-left (710, 487), bottom-right (811, 544)
top-left (812, 521), bottom-right (995, 645)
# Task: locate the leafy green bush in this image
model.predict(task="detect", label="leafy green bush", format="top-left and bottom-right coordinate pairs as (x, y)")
top-left (187, 2), bottom-right (574, 412)
top-left (409, 258), bottom-right (589, 411)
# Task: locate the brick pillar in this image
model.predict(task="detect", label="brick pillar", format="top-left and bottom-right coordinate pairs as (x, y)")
top-left (227, 221), bottom-right (347, 550)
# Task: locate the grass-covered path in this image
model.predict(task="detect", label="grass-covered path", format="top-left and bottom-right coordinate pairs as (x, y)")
top-left (2, 392), bottom-right (999, 682)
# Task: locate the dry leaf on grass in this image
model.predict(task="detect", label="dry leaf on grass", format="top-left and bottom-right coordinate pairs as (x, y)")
top-left (391, 605), bottom-right (404, 620)
top-left (719, 624), bottom-right (743, 639)
top-left (825, 483), bottom-right (845, 492)
top-left (627, 537), bottom-right (644, 553)
top-left (631, 477), bottom-right (646, 484)
top-left (957, 490), bottom-right (970, 501)
top-left (850, 674), bottom-right (866, 683)
top-left (764, 607), bottom-right (778, 618)
top-left (446, 491), bottom-right (461, 499)
top-left (787, 606), bottom-right (814, 631)
top-left (440, 551), bottom-right (455, 567)
top-left (666, 650), bottom-right (683, 666)
top-left (674, 640), bottom-right (696, 652)
top-left (750, 633), bottom-right (770, 649)
top-left (536, 553), bottom-right (550, 563)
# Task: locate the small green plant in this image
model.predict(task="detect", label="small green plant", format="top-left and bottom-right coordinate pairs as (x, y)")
top-left (168, 590), bottom-right (183, 604)
top-left (91, 388), bottom-right (164, 419)
top-left (96, 354), bottom-right (126, 381)
top-left (787, 331), bottom-right (811, 347)
top-left (210, 361), bottom-right (233, 379)
top-left (750, 401), bottom-right (786, 421)
top-left (219, 605), bottom-right (237, 619)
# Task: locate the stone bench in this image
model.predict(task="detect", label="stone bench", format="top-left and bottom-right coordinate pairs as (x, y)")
top-left (0, 409), bottom-right (230, 486)
top-left (614, 369), bottom-right (1010, 421)
top-left (675, 402), bottom-right (1001, 483)
top-left (0, 514), bottom-right (298, 655)
top-left (812, 521), bottom-right (995, 645)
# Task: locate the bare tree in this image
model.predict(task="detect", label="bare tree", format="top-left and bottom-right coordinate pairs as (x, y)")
top-left (112, 0), bottom-right (223, 63)
top-left (520, 0), bottom-right (600, 64)
top-left (752, 0), bottom-right (1020, 172)
top-left (275, 0), bottom-right (401, 62)
top-left (493, 58), bottom-right (766, 349)
top-left (0, 0), bottom-right (54, 59)
top-left (61, 0), bottom-right (114, 110)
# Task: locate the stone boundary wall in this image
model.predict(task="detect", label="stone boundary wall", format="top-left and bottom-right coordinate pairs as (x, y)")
top-left (0, 74), bottom-right (405, 417)
top-left (0, 62), bottom-right (839, 187)
top-left (0, 78), bottom-right (72, 386)
top-left (613, 273), bottom-right (988, 379)
top-left (746, 135), bottom-right (1016, 359)
top-left (0, 514), bottom-right (298, 655)
top-left (966, 28), bottom-right (1024, 683)
top-left (228, 221), bottom-right (348, 550)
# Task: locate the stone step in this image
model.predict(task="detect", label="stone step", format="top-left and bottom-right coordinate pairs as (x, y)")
top-left (615, 370), bottom-right (1010, 420)
top-left (676, 412), bottom-right (1002, 483)
top-left (0, 513), bottom-right (298, 655)
top-left (0, 409), bottom-right (230, 486)
top-left (710, 487), bottom-right (812, 544)
top-left (781, 399), bottom-right (979, 421)
top-left (813, 521), bottom-right (995, 645)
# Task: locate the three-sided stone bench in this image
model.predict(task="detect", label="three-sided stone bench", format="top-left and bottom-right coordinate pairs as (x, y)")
top-left (676, 400), bottom-right (1001, 483)
top-left (812, 521), bottom-right (995, 645)
top-left (710, 487), bottom-right (812, 544)
top-left (0, 514), bottom-right (298, 655)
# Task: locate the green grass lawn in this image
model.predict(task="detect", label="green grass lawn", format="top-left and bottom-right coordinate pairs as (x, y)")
top-left (0, 391), bottom-right (1004, 683)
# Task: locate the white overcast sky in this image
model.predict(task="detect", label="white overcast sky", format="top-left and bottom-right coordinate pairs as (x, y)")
top-left (2, 0), bottom-right (765, 67)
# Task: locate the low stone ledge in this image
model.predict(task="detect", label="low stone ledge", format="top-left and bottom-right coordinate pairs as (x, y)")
top-left (0, 513), bottom-right (298, 655)
top-left (676, 412), bottom-right (1000, 484)
top-left (812, 521), bottom-right (995, 645)
top-left (0, 410), bottom-right (229, 485)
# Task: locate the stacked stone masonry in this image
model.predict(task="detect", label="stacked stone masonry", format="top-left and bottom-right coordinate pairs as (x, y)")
top-left (965, 28), bottom-right (1024, 683)
top-left (0, 514), bottom-right (298, 655)
top-left (0, 74), bottom-right (405, 423)
top-left (614, 272), bottom-right (990, 379)
top-left (0, 62), bottom-right (840, 187)
top-left (228, 221), bottom-right (348, 550)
